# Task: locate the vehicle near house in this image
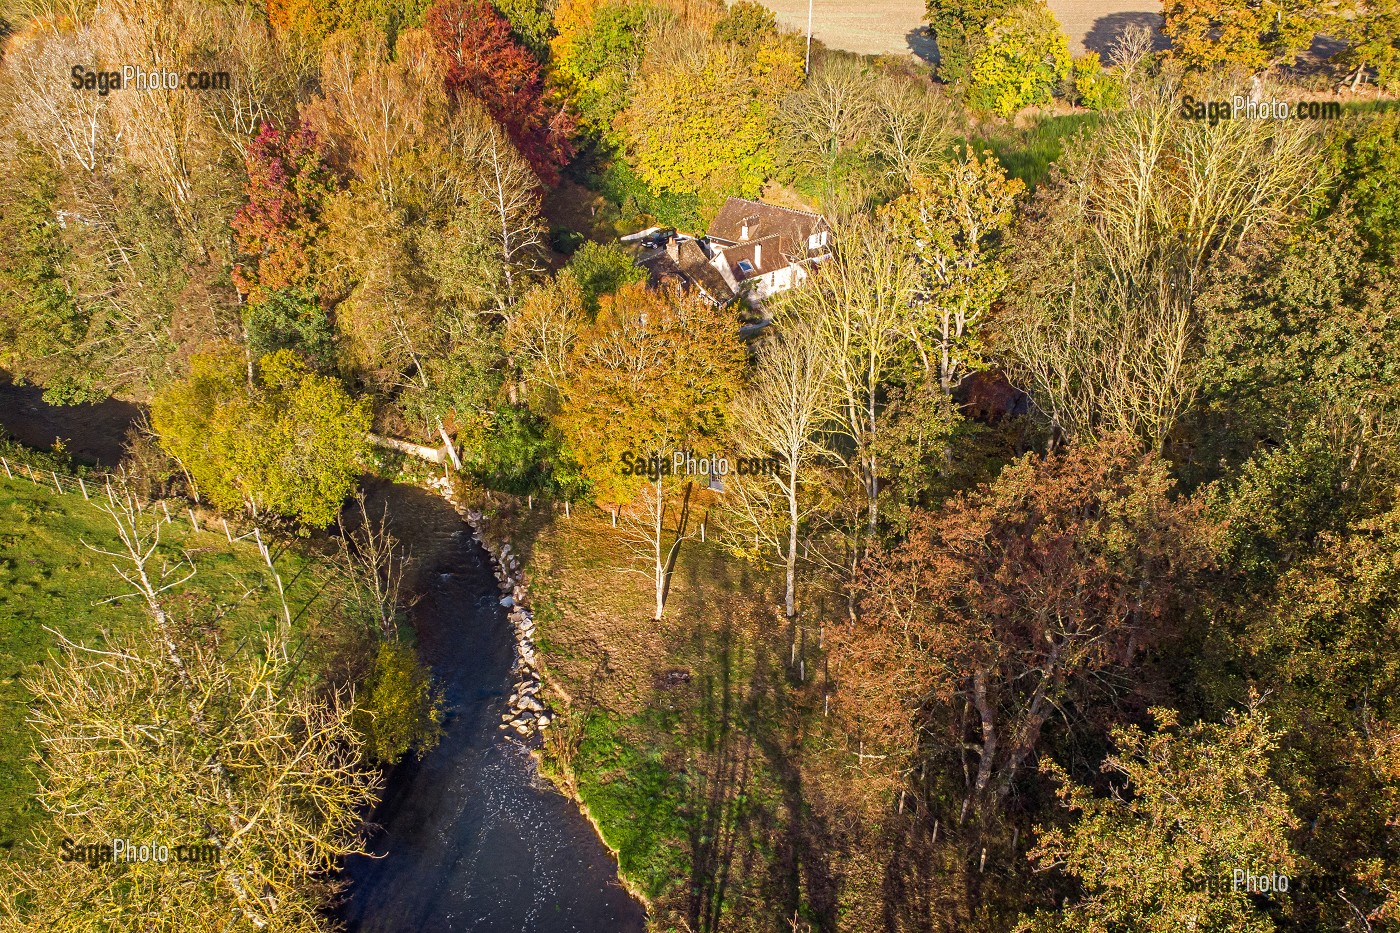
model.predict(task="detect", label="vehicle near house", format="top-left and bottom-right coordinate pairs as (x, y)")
top-left (629, 197), bottom-right (833, 306)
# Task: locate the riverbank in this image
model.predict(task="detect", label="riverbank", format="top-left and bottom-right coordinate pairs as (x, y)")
top-left (340, 480), bottom-right (646, 932)
top-left (486, 497), bottom-right (858, 930)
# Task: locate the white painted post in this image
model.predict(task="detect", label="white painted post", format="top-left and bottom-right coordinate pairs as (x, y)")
top-left (528, 495), bottom-right (533, 511)
top-left (700, 522), bottom-right (705, 542)
top-left (222, 517), bottom-right (231, 542)
top-left (161, 500), bottom-right (171, 524)
top-left (78, 477), bottom-right (89, 500)
top-left (1, 457), bottom-right (11, 478)
top-left (51, 471), bottom-right (63, 494)
top-left (611, 509), bottom-right (617, 527)
top-left (564, 501), bottom-right (570, 518)
top-left (188, 508), bottom-right (199, 531)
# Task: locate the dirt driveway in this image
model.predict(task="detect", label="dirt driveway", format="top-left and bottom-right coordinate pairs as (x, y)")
top-left (755, 0), bottom-right (1162, 57)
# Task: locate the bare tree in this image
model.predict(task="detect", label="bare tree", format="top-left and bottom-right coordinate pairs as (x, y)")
top-left (779, 54), bottom-right (874, 179)
top-left (618, 477), bottom-right (694, 621)
top-left (721, 319), bottom-right (833, 618)
top-left (338, 494), bottom-right (412, 640)
top-left (868, 76), bottom-right (956, 188)
top-left (1000, 74), bottom-right (1322, 449)
top-left (787, 213), bottom-right (918, 535)
top-left (1, 494), bottom-right (379, 931)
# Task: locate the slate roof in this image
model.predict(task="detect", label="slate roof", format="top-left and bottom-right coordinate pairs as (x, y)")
top-left (635, 236), bottom-right (733, 304)
top-left (706, 198), bottom-right (831, 261)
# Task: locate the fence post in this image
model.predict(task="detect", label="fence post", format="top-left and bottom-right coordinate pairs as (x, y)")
top-left (1, 457), bottom-right (11, 479)
top-left (161, 500), bottom-right (171, 524)
top-left (25, 464), bottom-right (37, 485)
top-left (188, 508), bottom-right (199, 532)
top-left (50, 471), bottom-right (63, 494)
top-left (78, 477), bottom-right (89, 500)
top-left (222, 517), bottom-right (231, 542)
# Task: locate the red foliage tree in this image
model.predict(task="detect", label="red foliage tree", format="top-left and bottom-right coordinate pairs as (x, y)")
top-left (833, 435), bottom-right (1213, 824)
top-left (231, 121), bottom-right (336, 301)
top-left (424, 0), bottom-right (574, 184)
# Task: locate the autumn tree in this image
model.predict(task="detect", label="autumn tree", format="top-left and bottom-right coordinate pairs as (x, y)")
top-left (867, 73), bottom-right (958, 186)
top-left (151, 347), bottom-right (370, 525)
top-left (1338, 0), bottom-right (1400, 89)
top-left (1021, 705), bottom-right (1298, 933)
top-left (1162, 0), bottom-right (1320, 70)
top-left (550, 0), bottom-right (658, 144)
top-left (554, 282), bottom-right (745, 504)
top-left (887, 148), bottom-right (1023, 393)
top-left (966, 1), bottom-right (1071, 116)
top-left (837, 437), bottom-right (1211, 826)
top-left (620, 22), bottom-right (802, 203)
top-left (232, 121), bottom-right (337, 301)
top-left (425, 0), bottom-right (573, 183)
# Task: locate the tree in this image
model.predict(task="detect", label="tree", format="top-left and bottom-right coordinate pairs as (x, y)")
top-left (425, 0), bottom-right (573, 183)
top-left (231, 121), bottom-right (337, 301)
top-left (784, 212), bottom-right (917, 535)
top-left (999, 75), bottom-right (1321, 448)
top-left (242, 285), bottom-right (337, 370)
top-left (620, 25), bottom-right (802, 202)
top-left (777, 54), bottom-right (875, 185)
top-left (1337, 0), bottom-right (1400, 90)
top-left (151, 347), bottom-right (371, 525)
top-left (867, 74), bottom-right (957, 186)
top-left (838, 437), bottom-right (1211, 825)
top-left (503, 274), bottom-right (589, 401)
top-left (353, 641), bottom-right (444, 764)
top-left (1021, 705), bottom-right (1298, 933)
top-left (554, 282), bottom-right (745, 505)
top-left (926, 0), bottom-right (1024, 89)
top-left (550, 0), bottom-right (657, 144)
top-left (887, 149), bottom-right (1023, 393)
top-left (1162, 0), bottom-right (1320, 71)
top-left (721, 319), bottom-right (834, 618)
top-left (0, 497), bottom-right (380, 931)
top-left (966, 1), bottom-right (1071, 117)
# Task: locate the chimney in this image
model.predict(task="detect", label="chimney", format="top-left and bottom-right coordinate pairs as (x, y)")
top-left (753, 242), bottom-right (762, 269)
top-left (740, 221), bottom-right (749, 240)
top-left (666, 234), bottom-right (680, 261)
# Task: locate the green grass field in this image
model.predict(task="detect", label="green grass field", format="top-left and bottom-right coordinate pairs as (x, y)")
top-left (0, 471), bottom-right (321, 853)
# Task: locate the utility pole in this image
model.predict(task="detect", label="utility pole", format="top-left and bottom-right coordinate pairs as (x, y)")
top-left (805, 0), bottom-right (814, 75)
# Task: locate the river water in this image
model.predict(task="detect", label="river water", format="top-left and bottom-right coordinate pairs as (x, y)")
top-left (0, 385), bottom-right (646, 933)
top-left (336, 490), bottom-right (647, 933)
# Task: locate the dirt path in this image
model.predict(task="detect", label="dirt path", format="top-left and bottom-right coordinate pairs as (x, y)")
top-left (754, 0), bottom-right (1161, 57)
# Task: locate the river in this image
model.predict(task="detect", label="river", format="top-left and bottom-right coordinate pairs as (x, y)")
top-left (340, 484), bottom-right (647, 932)
top-left (0, 382), bottom-right (647, 933)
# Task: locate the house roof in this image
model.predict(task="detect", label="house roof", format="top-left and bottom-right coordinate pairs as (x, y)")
top-left (636, 237), bottom-right (734, 304)
top-left (706, 198), bottom-right (831, 256)
top-left (720, 234), bottom-right (783, 283)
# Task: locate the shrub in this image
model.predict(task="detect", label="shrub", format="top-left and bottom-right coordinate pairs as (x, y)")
top-left (354, 640), bottom-right (444, 764)
top-left (966, 1), bottom-right (1071, 117)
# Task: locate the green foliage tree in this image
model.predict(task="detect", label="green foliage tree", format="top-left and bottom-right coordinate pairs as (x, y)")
top-left (1331, 112), bottom-right (1400, 257)
top-left (1022, 705), bottom-right (1298, 933)
top-left (966, 1), bottom-right (1071, 117)
top-left (242, 286), bottom-right (337, 370)
top-left (152, 347), bottom-right (370, 526)
top-left (926, 0), bottom-right (1023, 88)
top-left (551, 0), bottom-right (658, 144)
top-left (353, 640), bottom-right (444, 764)
top-left (565, 240), bottom-right (648, 312)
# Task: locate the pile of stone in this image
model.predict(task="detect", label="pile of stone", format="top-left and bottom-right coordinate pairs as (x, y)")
top-left (464, 510), bottom-right (552, 740)
top-left (426, 476), bottom-right (553, 741)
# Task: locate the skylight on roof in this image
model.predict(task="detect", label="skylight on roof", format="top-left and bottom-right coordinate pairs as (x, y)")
top-left (737, 259), bottom-right (755, 274)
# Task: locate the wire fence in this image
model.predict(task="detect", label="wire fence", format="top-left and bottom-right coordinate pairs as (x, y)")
top-left (1, 453), bottom-right (279, 571)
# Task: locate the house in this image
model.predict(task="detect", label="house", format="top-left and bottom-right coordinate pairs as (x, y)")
top-left (628, 198), bottom-right (832, 306)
